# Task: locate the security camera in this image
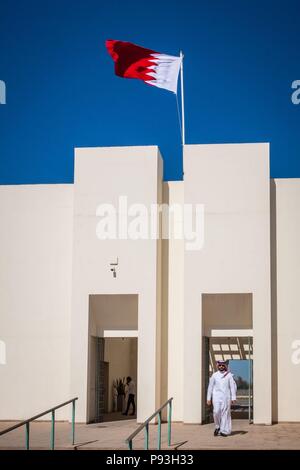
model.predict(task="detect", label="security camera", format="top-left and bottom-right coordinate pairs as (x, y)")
top-left (110, 267), bottom-right (117, 278)
top-left (109, 258), bottom-right (118, 278)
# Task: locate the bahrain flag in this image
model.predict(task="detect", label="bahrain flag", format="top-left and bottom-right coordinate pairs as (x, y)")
top-left (105, 40), bottom-right (182, 94)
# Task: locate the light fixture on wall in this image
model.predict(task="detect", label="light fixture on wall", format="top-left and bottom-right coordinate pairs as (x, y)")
top-left (110, 257), bottom-right (119, 278)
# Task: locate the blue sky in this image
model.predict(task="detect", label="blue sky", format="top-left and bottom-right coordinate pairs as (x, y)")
top-left (0, 0), bottom-right (299, 183)
top-left (229, 360), bottom-right (250, 383)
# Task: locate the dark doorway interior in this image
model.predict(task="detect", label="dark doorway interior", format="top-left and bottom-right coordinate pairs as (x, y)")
top-left (95, 338), bottom-right (109, 422)
top-left (90, 336), bottom-right (138, 423)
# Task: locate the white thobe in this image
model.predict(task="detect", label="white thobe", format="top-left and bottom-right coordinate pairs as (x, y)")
top-left (207, 370), bottom-right (237, 435)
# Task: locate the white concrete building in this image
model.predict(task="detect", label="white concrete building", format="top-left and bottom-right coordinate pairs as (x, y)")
top-left (0, 143), bottom-right (300, 424)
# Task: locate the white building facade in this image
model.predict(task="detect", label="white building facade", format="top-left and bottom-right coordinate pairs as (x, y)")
top-left (0, 143), bottom-right (300, 424)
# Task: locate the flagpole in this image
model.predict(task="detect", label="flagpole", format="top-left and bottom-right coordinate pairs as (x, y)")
top-left (180, 51), bottom-right (185, 177)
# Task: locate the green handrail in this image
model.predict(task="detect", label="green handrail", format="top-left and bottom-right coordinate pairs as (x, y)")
top-left (125, 397), bottom-right (173, 450)
top-left (0, 397), bottom-right (78, 450)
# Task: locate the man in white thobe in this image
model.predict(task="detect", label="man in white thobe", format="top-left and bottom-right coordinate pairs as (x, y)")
top-left (207, 360), bottom-right (237, 436)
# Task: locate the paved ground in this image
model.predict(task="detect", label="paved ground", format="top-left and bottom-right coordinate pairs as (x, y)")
top-left (1, 419), bottom-right (300, 450)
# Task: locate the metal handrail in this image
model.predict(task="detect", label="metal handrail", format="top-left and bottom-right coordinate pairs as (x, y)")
top-left (125, 397), bottom-right (173, 450)
top-left (0, 397), bottom-right (78, 450)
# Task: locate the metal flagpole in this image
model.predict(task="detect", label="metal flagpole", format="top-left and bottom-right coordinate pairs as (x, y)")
top-left (180, 51), bottom-right (185, 177)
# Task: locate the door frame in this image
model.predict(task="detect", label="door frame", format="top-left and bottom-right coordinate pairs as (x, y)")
top-left (203, 335), bottom-right (253, 424)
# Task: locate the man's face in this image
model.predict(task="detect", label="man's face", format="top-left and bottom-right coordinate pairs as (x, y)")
top-left (217, 363), bottom-right (226, 372)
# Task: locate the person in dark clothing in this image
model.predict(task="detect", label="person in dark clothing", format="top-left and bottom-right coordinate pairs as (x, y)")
top-left (123, 376), bottom-right (136, 416)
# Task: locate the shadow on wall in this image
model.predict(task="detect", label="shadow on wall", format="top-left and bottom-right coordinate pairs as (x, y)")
top-left (270, 179), bottom-right (278, 423)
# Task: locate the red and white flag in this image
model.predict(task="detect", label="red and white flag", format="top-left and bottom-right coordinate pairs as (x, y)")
top-left (105, 40), bottom-right (182, 94)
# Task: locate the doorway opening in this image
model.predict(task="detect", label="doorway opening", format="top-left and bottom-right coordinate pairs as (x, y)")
top-left (92, 336), bottom-right (138, 422)
top-left (87, 294), bottom-right (138, 423)
top-left (201, 293), bottom-right (253, 424)
top-left (203, 336), bottom-right (253, 423)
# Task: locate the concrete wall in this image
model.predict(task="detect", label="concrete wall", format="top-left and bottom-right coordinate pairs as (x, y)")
top-left (0, 185), bottom-right (73, 420)
top-left (89, 294), bottom-right (138, 336)
top-left (183, 143), bottom-right (272, 424)
top-left (70, 146), bottom-right (163, 423)
top-left (155, 156), bottom-right (163, 413)
top-left (163, 181), bottom-right (184, 421)
top-left (202, 293), bottom-right (252, 337)
top-left (1, 146), bottom-right (300, 426)
top-left (272, 179), bottom-right (300, 422)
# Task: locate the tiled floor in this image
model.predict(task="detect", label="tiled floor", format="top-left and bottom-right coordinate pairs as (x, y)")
top-left (1, 419), bottom-right (300, 450)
